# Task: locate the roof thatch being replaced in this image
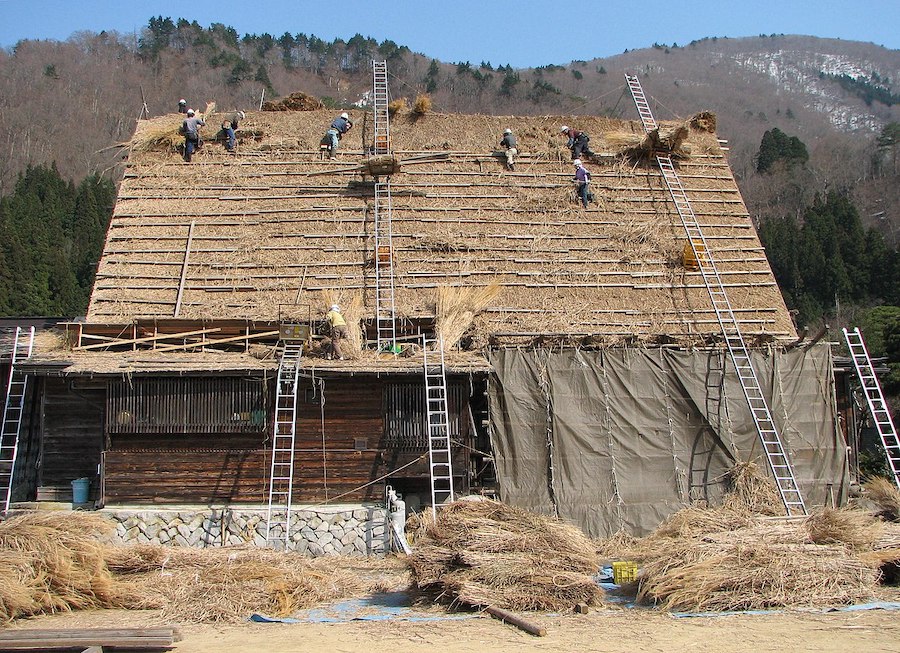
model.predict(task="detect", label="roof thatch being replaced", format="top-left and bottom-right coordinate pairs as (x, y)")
top-left (90, 107), bottom-right (796, 347)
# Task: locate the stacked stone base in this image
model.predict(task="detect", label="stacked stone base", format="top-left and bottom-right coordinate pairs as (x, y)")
top-left (105, 505), bottom-right (387, 555)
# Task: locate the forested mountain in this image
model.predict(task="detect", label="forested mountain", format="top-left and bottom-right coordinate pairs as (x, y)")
top-left (1, 20), bottom-right (899, 347)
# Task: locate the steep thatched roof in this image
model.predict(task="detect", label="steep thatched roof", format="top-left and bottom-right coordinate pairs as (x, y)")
top-left (88, 108), bottom-right (796, 347)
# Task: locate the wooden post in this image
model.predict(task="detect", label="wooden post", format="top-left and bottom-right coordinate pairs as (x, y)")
top-left (484, 605), bottom-right (546, 637)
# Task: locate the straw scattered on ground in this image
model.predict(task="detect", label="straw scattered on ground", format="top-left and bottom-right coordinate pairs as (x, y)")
top-left (595, 462), bottom-right (889, 612)
top-left (406, 498), bottom-right (603, 611)
top-left (0, 511), bottom-right (397, 625)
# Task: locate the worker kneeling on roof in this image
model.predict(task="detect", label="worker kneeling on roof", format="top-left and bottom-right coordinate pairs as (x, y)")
top-left (560, 125), bottom-right (596, 160)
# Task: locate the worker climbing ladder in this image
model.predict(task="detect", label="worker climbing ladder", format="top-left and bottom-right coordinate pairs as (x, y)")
top-left (843, 327), bottom-right (900, 490)
top-left (266, 342), bottom-right (304, 549)
top-left (422, 336), bottom-right (454, 517)
top-left (372, 60), bottom-right (391, 155)
top-left (1, 326), bottom-right (34, 512)
top-left (625, 73), bottom-right (807, 516)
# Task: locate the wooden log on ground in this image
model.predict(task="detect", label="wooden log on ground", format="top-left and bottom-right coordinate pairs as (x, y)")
top-left (484, 605), bottom-right (547, 637)
top-left (0, 627), bottom-right (181, 651)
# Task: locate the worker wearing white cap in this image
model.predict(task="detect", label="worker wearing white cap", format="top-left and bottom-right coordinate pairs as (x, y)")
top-left (222, 110), bottom-right (246, 152)
top-left (325, 304), bottom-right (348, 360)
top-left (573, 159), bottom-right (592, 208)
top-left (325, 112), bottom-right (354, 159)
top-left (500, 128), bottom-right (517, 171)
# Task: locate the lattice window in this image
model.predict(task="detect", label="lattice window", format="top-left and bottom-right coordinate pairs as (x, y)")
top-left (383, 382), bottom-right (464, 451)
top-left (107, 377), bottom-right (266, 434)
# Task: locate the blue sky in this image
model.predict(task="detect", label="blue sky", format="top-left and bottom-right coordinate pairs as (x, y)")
top-left (0, 0), bottom-right (897, 67)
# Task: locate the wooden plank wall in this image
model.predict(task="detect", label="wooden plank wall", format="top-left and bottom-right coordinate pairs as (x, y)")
top-left (103, 376), bottom-right (471, 504)
top-left (39, 378), bottom-right (105, 498)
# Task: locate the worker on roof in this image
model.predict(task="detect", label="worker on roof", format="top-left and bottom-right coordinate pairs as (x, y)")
top-left (221, 110), bottom-right (245, 152)
top-left (181, 109), bottom-right (205, 163)
top-left (573, 159), bottom-right (593, 209)
top-left (324, 304), bottom-right (348, 360)
top-left (324, 112), bottom-right (353, 160)
top-left (560, 125), bottom-right (596, 161)
top-left (178, 98), bottom-right (188, 114)
top-left (500, 128), bottom-right (517, 171)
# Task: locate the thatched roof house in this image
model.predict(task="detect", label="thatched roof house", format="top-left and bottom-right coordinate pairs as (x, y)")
top-left (12, 101), bottom-right (846, 538)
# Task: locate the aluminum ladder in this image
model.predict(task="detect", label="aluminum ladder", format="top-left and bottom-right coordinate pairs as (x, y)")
top-left (422, 336), bottom-right (454, 517)
top-left (372, 60), bottom-right (391, 155)
top-left (625, 73), bottom-right (807, 516)
top-left (1, 327), bottom-right (34, 512)
top-left (265, 342), bottom-right (304, 549)
top-left (843, 327), bottom-right (900, 490)
top-left (374, 181), bottom-right (398, 352)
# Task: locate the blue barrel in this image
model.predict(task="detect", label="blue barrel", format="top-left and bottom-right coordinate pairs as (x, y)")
top-left (71, 478), bottom-right (90, 505)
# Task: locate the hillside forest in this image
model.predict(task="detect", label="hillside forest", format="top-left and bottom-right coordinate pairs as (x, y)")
top-left (0, 18), bottom-right (899, 396)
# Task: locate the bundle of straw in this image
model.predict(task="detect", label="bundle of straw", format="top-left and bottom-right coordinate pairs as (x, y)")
top-left (863, 477), bottom-right (900, 522)
top-left (406, 499), bottom-right (603, 611)
top-left (0, 512), bottom-right (142, 622)
top-left (434, 283), bottom-right (500, 351)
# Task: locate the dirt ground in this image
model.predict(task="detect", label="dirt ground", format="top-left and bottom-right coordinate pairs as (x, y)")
top-left (12, 601), bottom-right (900, 653)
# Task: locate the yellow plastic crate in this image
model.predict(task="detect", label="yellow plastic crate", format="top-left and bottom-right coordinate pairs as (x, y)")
top-left (612, 561), bottom-right (638, 584)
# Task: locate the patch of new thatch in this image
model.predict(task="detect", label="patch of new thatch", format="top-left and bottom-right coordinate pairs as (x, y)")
top-left (105, 545), bottom-right (378, 623)
top-left (262, 92), bottom-right (325, 111)
top-left (130, 116), bottom-right (184, 153)
top-left (863, 477), bottom-right (900, 522)
top-left (434, 283), bottom-right (500, 351)
top-left (406, 499), bottom-right (603, 611)
top-left (0, 512), bottom-right (142, 623)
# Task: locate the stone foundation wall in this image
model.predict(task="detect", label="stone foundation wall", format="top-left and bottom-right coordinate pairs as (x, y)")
top-left (105, 505), bottom-right (387, 555)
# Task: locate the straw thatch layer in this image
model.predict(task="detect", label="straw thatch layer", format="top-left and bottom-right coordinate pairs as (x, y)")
top-left (406, 499), bottom-right (603, 611)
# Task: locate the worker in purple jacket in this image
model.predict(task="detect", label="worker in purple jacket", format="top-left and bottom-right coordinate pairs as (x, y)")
top-left (573, 159), bottom-right (592, 208)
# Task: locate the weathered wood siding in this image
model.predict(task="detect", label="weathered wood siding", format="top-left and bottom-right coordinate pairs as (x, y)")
top-left (39, 378), bottom-right (104, 497)
top-left (103, 376), bottom-right (471, 504)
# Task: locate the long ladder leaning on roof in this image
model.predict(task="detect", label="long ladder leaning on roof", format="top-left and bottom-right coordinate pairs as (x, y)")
top-left (265, 342), bottom-right (304, 549)
top-left (625, 73), bottom-right (807, 516)
top-left (372, 60), bottom-right (398, 353)
top-left (843, 327), bottom-right (900, 490)
top-left (1, 326), bottom-right (35, 512)
top-left (422, 336), bottom-right (454, 518)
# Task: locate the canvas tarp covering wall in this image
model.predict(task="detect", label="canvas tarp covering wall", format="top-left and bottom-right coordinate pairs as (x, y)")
top-left (487, 344), bottom-right (847, 537)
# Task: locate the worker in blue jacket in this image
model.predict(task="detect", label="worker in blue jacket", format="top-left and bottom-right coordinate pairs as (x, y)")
top-left (325, 112), bottom-right (353, 159)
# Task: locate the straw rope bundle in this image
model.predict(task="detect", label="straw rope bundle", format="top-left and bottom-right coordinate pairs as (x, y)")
top-left (406, 499), bottom-right (603, 611)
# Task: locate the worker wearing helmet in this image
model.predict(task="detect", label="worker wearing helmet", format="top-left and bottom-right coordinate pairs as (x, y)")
top-left (560, 125), bottom-right (596, 160)
top-left (221, 110), bottom-right (246, 152)
top-left (178, 98), bottom-right (188, 113)
top-left (324, 304), bottom-right (348, 360)
top-left (324, 112), bottom-right (354, 159)
top-left (499, 128), bottom-right (518, 171)
top-left (181, 109), bottom-right (206, 162)
top-left (572, 159), bottom-right (593, 208)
